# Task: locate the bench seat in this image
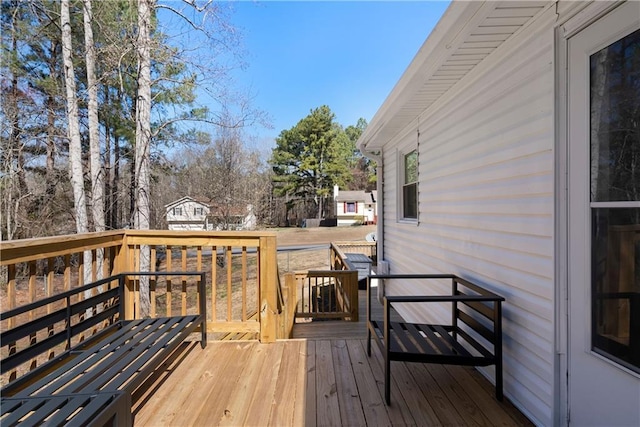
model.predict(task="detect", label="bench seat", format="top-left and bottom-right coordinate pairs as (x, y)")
top-left (1, 392), bottom-right (131, 427)
top-left (1, 272), bottom-right (206, 426)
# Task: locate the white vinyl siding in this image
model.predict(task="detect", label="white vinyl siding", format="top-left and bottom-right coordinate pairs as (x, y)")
top-left (381, 10), bottom-right (555, 426)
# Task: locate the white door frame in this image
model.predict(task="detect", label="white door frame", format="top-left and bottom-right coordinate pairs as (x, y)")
top-left (557, 1), bottom-right (640, 425)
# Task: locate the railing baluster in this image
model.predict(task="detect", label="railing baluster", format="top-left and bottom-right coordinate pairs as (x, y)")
top-left (242, 247), bottom-right (247, 322)
top-left (150, 246), bottom-right (157, 317)
top-left (166, 247), bottom-right (173, 317)
top-left (182, 246), bottom-right (187, 316)
top-left (197, 246), bottom-right (203, 317)
top-left (47, 258), bottom-right (55, 360)
top-left (211, 246), bottom-right (217, 322)
top-left (227, 246), bottom-right (232, 321)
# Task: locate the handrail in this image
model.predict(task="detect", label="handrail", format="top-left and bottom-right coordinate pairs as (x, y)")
top-left (0, 230), bottom-right (282, 345)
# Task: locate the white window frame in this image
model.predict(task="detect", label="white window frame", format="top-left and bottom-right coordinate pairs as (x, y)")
top-left (398, 147), bottom-right (418, 223)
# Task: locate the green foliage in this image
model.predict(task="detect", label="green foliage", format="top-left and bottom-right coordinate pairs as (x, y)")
top-left (270, 105), bottom-right (355, 218)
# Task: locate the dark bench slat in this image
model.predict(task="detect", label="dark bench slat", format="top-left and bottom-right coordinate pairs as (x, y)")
top-left (46, 318), bottom-right (177, 395)
top-left (1, 397), bottom-right (46, 426)
top-left (404, 322), bottom-right (443, 356)
top-left (1, 310), bottom-right (67, 347)
top-left (389, 321), bottom-right (420, 354)
top-left (457, 309), bottom-right (496, 343)
top-left (1, 304), bottom-right (119, 375)
top-left (72, 392), bottom-right (132, 427)
top-left (16, 319), bottom-right (156, 396)
top-left (93, 316), bottom-right (197, 393)
top-left (69, 288), bottom-right (119, 317)
top-left (1, 322), bottom-right (126, 396)
top-left (415, 324), bottom-right (456, 356)
top-left (1, 294), bottom-right (120, 375)
top-left (1, 393), bottom-right (131, 427)
top-left (455, 327), bottom-right (495, 360)
top-left (44, 393), bottom-right (118, 427)
top-left (458, 295), bottom-right (495, 320)
top-left (431, 324), bottom-right (473, 358)
top-left (40, 395), bottom-right (102, 426)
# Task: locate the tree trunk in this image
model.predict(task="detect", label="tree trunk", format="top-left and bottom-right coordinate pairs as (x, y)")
top-left (61, 0), bottom-right (89, 236)
top-left (83, 0), bottom-right (105, 233)
top-left (83, 0), bottom-right (105, 284)
top-left (61, 0), bottom-right (91, 301)
top-left (135, 0), bottom-right (154, 316)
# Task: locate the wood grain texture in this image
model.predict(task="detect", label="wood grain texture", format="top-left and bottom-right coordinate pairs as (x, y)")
top-left (134, 337), bottom-right (533, 427)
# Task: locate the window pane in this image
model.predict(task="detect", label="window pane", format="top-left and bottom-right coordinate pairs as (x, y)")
top-left (590, 29), bottom-right (640, 202)
top-left (591, 207), bottom-right (640, 372)
top-left (403, 183), bottom-right (417, 219)
top-left (405, 151), bottom-right (418, 184)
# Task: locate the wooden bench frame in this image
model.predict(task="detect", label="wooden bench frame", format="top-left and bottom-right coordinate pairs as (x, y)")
top-left (1, 271), bottom-right (206, 426)
top-left (366, 274), bottom-right (505, 405)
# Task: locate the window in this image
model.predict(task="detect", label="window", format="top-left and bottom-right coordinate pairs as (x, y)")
top-left (402, 150), bottom-right (418, 220)
top-left (172, 207), bottom-right (182, 216)
top-left (345, 202), bottom-right (357, 213)
top-left (589, 29), bottom-right (640, 373)
top-left (194, 207), bottom-right (205, 216)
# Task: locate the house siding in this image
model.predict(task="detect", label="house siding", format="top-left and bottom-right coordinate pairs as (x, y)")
top-left (381, 9), bottom-right (555, 426)
top-left (166, 199), bottom-right (209, 231)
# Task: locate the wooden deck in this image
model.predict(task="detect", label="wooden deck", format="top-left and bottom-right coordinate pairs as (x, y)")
top-left (135, 289), bottom-right (533, 426)
top-left (134, 339), bottom-right (530, 426)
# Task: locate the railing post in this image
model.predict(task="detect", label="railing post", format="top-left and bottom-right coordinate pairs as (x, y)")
top-left (259, 235), bottom-right (278, 343)
top-left (116, 233), bottom-right (135, 320)
top-left (349, 270), bottom-right (359, 322)
top-left (282, 272), bottom-right (298, 338)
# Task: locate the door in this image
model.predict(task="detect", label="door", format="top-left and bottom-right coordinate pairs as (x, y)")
top-left (568, 2), bottom-right (640, 426)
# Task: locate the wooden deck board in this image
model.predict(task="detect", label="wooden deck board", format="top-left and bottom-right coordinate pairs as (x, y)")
top-left (314, 340), bottom-right (341, 426)
top-left (331, 340), bottom-right (367, 427)
top-left (133, 286), bottom-right (534, 426)
top-left (135, 339), bottom-right (533, 427)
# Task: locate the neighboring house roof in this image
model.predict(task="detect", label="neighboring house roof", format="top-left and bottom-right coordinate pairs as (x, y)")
top-left (357, 1), bottom-right (550, 152)
top-left (336, 191), bottom-right (365, 202)
top-left (164, 196), bottom-right (210, 210)
top-left (335, 190), bottom-right (377, 203)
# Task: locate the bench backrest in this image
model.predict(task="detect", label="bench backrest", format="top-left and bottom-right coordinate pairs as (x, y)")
top-left (1, 275), bottom-right (123, 380)
top-left (1, 271), bottom-right (206, 391)
top-left (452, 276), bottom-right (504, 351)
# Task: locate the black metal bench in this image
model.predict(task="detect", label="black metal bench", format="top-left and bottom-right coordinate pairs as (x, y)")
top-left (366, 274), bottom-right (505, 405)
top-left (1, 272), bottom-right (206, 426)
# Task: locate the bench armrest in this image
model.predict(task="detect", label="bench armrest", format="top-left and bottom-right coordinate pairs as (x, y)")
top-left (385, 295), bottom-right (504, 304)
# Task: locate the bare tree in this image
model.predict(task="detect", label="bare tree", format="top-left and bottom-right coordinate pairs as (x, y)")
top-left (61, 0), bottom-right (89, 237)
top-left (83, 0), bottom-right (105, 283)
top-left (135, 0), bottom-right (154, 315)
top-left (83, 0), bottom-right (105, 233)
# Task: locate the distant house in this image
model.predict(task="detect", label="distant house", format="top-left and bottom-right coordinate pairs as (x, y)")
top-left (357, 2), bottom-right (639, 426)
top-left (165, 197), bottom-right (210, 231)
top-left (334, 186), bottom-right (377, 226)
top-left (209, 204), bottom-right (257, 231)
top-left (165, 197), bottom-right (256, 231)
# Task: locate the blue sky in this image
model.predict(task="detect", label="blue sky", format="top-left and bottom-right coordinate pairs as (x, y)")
top-left (226, 1), bottom-right (450, 147)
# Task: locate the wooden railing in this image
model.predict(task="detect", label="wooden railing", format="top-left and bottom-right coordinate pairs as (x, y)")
top-left (0, 230), bottom-right (285, 346)
top-left (332, 241), bottom-right (377, 265)
top-left (291, 270), bottom-right (358, 322)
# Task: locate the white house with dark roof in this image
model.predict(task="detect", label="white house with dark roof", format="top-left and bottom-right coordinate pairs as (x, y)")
top-left (357, 1), bottom-right (639, 425)
top-left (165, 196), bottom-right (211, 231)
top-left (334, 186), bottom-right (377, 226)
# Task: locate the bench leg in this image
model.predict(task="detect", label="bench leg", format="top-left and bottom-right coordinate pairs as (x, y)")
top-left (367, 329), bottom-right (372, 357)
top-left (201, 321), bottom-right (207, 349)
top-left (385, 354), bottom-right (391, 405)
top-left (496, 360), bottom-right (503, 401)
